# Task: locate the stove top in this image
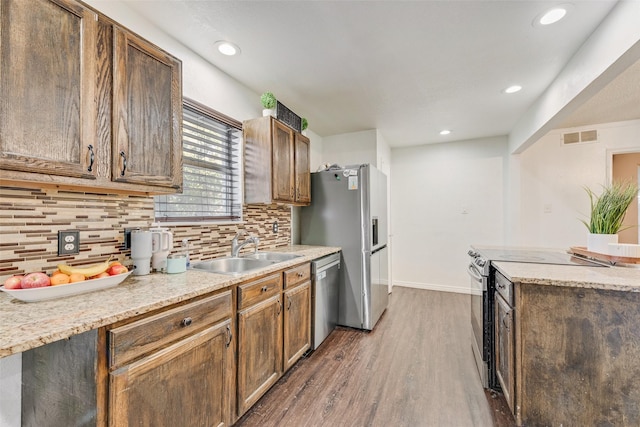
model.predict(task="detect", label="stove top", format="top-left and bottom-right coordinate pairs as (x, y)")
top-left (471, 247), bottom-right (607, 268)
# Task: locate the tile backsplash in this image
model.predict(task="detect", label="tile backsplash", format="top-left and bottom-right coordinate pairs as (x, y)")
top-left (0, 186), bottom-right (291, 278)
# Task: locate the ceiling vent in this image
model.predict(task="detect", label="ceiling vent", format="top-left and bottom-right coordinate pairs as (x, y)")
top-left (562, 129), bottom-right (598, 145)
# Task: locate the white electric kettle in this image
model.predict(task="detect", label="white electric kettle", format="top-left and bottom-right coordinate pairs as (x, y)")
top-left (150, 224), bottom-right (173, 272)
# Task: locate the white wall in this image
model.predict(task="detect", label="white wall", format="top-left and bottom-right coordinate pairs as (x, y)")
top-left (509, 0), bottom-right (640, 153)
top-left (515, 119), bottom-right (640, 248)
top-left (391, 136), bottom-right (508, 293)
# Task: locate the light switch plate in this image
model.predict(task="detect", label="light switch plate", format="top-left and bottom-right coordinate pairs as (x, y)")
top-left (58, 230), bottom-right (80, 255)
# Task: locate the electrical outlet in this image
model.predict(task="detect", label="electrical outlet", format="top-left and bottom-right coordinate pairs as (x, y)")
top-left (58, 230), bottom-right (80, 255)
top-left (273, 221), bottom-right (279, 233)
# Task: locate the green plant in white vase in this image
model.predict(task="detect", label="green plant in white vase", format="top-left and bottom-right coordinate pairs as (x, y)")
top-left (261, 92), bottom-right (276, 117)
top-left (581, 181), bottom-right (639, 254)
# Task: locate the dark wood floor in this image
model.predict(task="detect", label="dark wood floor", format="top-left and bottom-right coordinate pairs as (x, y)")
top-left (236, 286), bottom-right (516, 427)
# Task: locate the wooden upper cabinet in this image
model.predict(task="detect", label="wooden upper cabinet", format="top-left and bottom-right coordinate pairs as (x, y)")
top-left (112, 27), bottom-right (183, 190)
top-left (0, 0), bottom-right (97, 179)
top-left (272, 120), bottom-right (295, 202)
top-left (0, 0), bottom-right (183, 195)
top-left (243, 116), bottom-right (311, 206)
top-left (294, 133), bottom-right (311, 204)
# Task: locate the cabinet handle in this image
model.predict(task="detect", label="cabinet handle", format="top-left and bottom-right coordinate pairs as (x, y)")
top-left (287, 295), bottom-right (292, 310)
top-left (180, 317), bottom-right (192, 327)
top-left (276, 299), bottom-right (282, 316)
top-left (297, 272), bottom-right (303, 277)
top-left (119, 151), bottom-right (127, 176)
top-left (502, 310), bottom-right (512, 330)
top-left (87, 145), bottom-right (94, 172)
top-left (261, 285), bottom-right (268, 292)
top-left (225, 325), bottom-right (232, 348)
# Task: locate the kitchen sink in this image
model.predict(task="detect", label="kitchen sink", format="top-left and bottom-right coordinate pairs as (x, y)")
top-left (242, 251), bottom-right (302, 262)
top-left (190, 257), bottom-right (275, 275)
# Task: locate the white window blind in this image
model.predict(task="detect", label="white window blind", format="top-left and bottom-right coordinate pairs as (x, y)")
top-left (155, 99), bottom-right (242, 221)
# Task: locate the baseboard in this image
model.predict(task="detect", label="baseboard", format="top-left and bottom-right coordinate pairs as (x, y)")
top-left (393, 280), bottom-right (472, 295)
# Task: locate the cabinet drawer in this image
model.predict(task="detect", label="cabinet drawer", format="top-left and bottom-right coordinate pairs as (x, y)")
top-left (238, 273), bottom-right (282, 310)
top-left (284, 263), bottom-right (310, 289)
top-left (109, 290), bottom-right (232, 368)
top-left (495, 271), bottom-right (513, 306)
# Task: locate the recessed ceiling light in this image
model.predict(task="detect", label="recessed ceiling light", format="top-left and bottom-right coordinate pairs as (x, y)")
top-left (533, 4), bottom-right (573, 27)
top-left (504, 85), bottom-right (522, 94)
top-left (440, 130), bottom-right (451, 135)
top-left (215, 40), bottom-right (240, 56)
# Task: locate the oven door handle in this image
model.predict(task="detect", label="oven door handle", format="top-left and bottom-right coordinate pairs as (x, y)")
top-left (467, 264), bottom-right (483, 282)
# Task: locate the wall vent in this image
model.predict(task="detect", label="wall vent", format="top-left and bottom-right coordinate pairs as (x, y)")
top-left (562, 130), bottom-right (598, 145)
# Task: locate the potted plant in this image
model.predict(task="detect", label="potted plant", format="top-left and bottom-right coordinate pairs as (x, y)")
top-left (261, 92), bottom-right (276, 117)
top-left (301, 117), bottom-right (308, 135)
top-left (581, 181), bottom-right (639, 253)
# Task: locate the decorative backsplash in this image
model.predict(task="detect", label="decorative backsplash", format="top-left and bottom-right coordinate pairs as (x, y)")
top-left (0, 186), bottom-right (291, 278)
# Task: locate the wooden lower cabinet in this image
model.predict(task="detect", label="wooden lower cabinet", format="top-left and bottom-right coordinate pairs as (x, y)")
top-left (108, 291), bottom-right (234, 427)
top-left (236, 293), bottom-right (283, 416)
top-left (283, 281), bottom-right (311, 371)
top-left (494, 291), bottom-right (514, 413)
top-left (109, 321), bottom-right (233, 427)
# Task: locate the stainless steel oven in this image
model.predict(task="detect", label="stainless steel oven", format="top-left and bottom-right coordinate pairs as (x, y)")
top-left (468, 249), bottom-right (494, 389)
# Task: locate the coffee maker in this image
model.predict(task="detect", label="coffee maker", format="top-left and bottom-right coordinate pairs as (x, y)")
top-left (150, 224), bottom-right (173, 272)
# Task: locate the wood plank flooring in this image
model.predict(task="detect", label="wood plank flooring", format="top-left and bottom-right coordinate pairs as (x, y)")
top-left (236, 286), bottom-right (515, 427)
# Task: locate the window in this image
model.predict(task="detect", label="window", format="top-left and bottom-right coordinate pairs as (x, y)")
top-left (155, 98), bottom-right (242, 222)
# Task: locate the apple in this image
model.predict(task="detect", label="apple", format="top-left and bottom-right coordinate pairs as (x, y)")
top-left (3, 275), bottom-right (23, 289)
top-left (21, 272), bottom-right (51, 289)
top-left (107, 265), bottom-right (128, 276)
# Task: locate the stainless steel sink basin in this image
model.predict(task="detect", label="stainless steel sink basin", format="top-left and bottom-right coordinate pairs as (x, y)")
top-left (191, 257), bottom-right (275, 275)
top-left (242, 252), bottom-right (302, 262)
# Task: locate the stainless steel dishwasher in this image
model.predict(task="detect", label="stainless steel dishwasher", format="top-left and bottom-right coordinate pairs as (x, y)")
top-left (311, 252), bottom-right (341, 350)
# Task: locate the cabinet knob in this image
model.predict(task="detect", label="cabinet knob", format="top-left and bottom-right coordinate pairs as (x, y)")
top-left (261, 285), bottom-right (268, 292)
top-left (180, 317), bottom-right (192, 327)
top-left (297, 272), bottom-right (303, 277)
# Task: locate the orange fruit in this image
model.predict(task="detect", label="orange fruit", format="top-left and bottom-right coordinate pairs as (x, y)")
top-left (69, 273), bottom-right (86, 283)
top-left (51, 269), bottom-right (62, 276)
top-left (50, 273), bottom-right (70, 286)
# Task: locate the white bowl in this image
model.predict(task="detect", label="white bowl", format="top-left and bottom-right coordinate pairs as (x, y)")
top-left (608, 243), bottom-right (640, 258)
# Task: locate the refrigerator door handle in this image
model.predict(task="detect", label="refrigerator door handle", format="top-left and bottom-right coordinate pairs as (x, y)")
top-left (371, 244), bottom-right (387, 255)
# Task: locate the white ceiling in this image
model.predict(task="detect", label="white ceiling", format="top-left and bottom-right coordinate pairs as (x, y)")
top-left (117, 0), bottom-right (638, 148)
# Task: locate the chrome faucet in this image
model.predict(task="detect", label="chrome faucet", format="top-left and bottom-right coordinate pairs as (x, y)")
top-left (231, 231), bottom-right (260, 257)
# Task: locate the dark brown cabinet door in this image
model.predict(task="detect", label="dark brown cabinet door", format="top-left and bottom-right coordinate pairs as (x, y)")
top-left (109, 320), bottom-right (233, 427)
top-left (0, 0), bottom-right (97, 179)
top-left (294, 133), bottom-right (311, 204)
top-left (283, 281), bottom-right (311, 371)
top-left (112, 27), bottom-right (182, 189)
top-left (237, 294), bottom-right (283, 416)
top-left (271, 120), bottom-right (294, 202)
top-left (495, 292), bottom-right (515, 413)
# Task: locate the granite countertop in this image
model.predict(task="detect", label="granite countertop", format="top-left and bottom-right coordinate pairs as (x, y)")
top-left (493, 261), bottom-right (640, 292)
top-left (0, 245), bottom-right (340, 358)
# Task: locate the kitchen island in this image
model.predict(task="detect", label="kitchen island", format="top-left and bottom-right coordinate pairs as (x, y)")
top-left (0, 245), bottom-right (339, 426)
top-left (492, 261), bottom-right (640, 427)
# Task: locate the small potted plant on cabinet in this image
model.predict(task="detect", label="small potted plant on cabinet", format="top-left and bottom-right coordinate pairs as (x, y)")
top-left (301, 117), bottom-right (309, 136)
top-left (582, 181), bottom-right (639, 254)
top-left (261, 92), bottom-right (277, 117)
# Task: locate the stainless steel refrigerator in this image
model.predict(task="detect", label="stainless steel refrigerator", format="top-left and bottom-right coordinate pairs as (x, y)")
top-left (300, 164), bottom-right (389, 331)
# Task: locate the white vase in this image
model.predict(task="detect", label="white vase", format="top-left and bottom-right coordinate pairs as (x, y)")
top-left (587, 233), bottom-right (618, 254)
top-left (262, 108), bottom-right (275, 117)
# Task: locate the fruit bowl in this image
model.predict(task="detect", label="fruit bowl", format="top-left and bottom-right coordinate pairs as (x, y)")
top-left (0, 271), bottom-right (133, 303)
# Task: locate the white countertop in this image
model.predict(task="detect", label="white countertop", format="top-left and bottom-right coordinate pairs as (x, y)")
top-left (0, 245), bottom-right (340, 358)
